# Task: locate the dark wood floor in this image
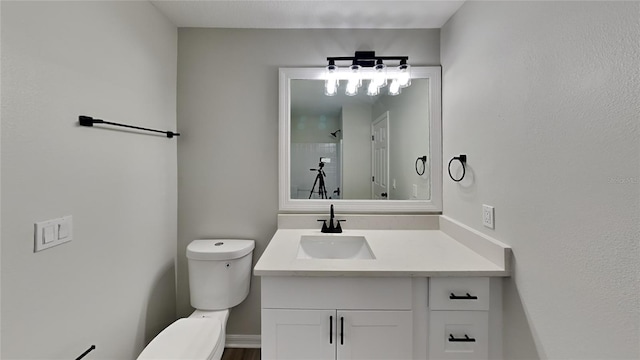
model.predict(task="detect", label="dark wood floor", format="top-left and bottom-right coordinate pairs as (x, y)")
top-left (221, 347), bottom-right (261, 360)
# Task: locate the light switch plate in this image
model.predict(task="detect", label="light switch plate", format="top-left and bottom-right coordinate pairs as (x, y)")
top-left (482, 205), bottom-right (494, 229)
top-left (34, 215), bottom-right (72, 252)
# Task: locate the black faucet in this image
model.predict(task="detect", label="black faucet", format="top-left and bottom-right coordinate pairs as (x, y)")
top-left (318, 204), bottom-right (345, 233)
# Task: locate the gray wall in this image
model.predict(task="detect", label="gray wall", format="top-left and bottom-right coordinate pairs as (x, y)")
top-left (177, 28), bottom-right (440, 335)
top-left (342, 103), bottom-right (373, 199)
top-left (373, 79), bottom-right (431, 200)
top-left (441, 1), bottom-right (639, 359)
top-left (1, 2), bottom-right (177, 358)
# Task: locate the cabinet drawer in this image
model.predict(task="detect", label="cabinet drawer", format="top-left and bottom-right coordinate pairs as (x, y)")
top-left (262, 277), bottom-right (412, 310)
top-left (429, 311), bottom-right (488, 360)
top-left (429, 277), bottom-right (489, 311)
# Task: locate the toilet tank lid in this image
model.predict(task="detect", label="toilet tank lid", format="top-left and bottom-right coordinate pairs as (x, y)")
top-left (187, 239), bottom-right (255, 261)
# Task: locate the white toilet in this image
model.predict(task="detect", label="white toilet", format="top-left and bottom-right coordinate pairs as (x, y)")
top-left (137, 239), bottom-right (255, 360)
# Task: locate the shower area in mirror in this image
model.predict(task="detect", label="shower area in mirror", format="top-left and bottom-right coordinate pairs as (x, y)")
top-left (290, 112), bottom-right (343, 199)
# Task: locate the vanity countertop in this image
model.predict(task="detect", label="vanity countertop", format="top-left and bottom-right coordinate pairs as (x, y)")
top-left (254, 223), bottom-right (511, 277)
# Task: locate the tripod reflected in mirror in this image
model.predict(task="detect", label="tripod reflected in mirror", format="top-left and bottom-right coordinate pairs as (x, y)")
top-left (309, 159), bottom-right (329, 199)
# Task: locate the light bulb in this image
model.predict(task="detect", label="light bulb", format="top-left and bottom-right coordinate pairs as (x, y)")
top-left (345, 64), bottom-right (361, 96)
top-left (398, 62), bottom-right (411, 88)
top-left (346, 79), bottom-right (359, 96)
top-left (389, 79), bottom-right (401, 96)
top-left (373, 61), bottom-right (387, 88)
top-left (366, 80), bottom-right (380, 96)
top-left (325, 79), bottom-right (338, 96)
top-left (324, 62), bottom-right (339, 96)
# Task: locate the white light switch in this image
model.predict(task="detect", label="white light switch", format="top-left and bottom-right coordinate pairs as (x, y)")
top-left (58, 223), bottom-right (69, 239)
top-left (43, 225), bottom-right (55, 244)
top-left (34, 215), bottom-right (73, 252)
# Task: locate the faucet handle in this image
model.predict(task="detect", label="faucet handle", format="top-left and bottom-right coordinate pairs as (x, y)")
top-left (335, 219), bottom-right (346, 233)
top-left (317, 219), bottom-right (328, 233)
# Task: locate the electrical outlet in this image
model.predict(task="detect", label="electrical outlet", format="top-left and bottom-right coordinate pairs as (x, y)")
top-left (482, 205), bottom-right (494, 229)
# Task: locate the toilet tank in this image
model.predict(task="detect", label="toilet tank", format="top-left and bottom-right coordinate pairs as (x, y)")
top-left (186, 239), bottom-right (255, 310)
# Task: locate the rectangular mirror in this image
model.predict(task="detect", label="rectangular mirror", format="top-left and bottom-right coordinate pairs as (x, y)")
top-left (279, 67), bottom-right (442, 213)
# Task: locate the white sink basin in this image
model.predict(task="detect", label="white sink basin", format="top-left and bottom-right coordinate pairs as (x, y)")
top-left (296, 235), bottom-right (376, 260)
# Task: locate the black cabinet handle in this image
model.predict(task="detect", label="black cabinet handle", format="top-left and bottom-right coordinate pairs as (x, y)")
top-left (329, 316), bottom-right (333, 344)
top-left (381, 192), bottom-right (388, 198)
top-left (340, 317), bottom-right (344, 345)
top-left (449, 334), bottom-right (476, 342)
top-left (449, 292), bottom-right (478, 300)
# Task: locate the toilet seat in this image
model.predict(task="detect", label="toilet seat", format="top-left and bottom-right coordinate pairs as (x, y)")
top-left (137, 318), bottom-right (223, 360)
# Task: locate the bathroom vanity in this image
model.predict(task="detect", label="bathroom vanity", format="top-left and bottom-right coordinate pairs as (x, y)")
top-left (254, 215), bottom-right (511, 360)
top-left (262, 65), bottom-right (510, 359)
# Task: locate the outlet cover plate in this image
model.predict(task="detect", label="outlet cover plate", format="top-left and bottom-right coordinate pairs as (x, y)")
top-left (482, 205), bottom-right (494, 229)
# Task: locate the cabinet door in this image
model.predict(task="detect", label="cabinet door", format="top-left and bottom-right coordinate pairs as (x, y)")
top-left (337, 310), bottom-right (412, 360)
top-left (262, 309), bottom-right (336, 360)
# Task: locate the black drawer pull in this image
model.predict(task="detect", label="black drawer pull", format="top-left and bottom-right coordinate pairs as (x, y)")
top-left (340, 317), bottom-right (344, 345)
top-left (449, 334), bottom-right (476, 342)
top-left (449, 292), bottom-right (478, 300)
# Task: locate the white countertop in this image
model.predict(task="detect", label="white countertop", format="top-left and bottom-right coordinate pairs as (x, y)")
top-left (254, 227), bottom-right (510, 277)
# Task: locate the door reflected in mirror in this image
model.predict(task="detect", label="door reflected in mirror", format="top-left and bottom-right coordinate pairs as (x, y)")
top-left (290, 78), bottom-right (431, 201)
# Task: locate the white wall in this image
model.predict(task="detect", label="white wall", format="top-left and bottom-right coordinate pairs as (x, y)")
top-left (342, 103), bottom-right (373, 199)
top-left (1, 2), bottom-right (177, 359)
top-left (0, 2), bottom-right (3, 355)
top-left (441, 2), bottom-right (639, 359)
top-left (0, 2), bottom-right (3, 356)
top-left (177, 28), bottom-right (440, 335)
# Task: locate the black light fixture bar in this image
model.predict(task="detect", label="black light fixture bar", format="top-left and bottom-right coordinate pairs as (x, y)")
top-left (79, 115), bottom-right (180, 138)
top-left (327, 51), bottom-right (408, 67)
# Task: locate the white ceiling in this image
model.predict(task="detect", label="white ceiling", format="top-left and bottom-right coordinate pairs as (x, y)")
top-left (150, 1), bottom-right (464, 29)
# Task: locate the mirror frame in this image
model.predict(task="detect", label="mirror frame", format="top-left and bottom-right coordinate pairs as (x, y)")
top-left (279, 67), bottom-right (442, 213)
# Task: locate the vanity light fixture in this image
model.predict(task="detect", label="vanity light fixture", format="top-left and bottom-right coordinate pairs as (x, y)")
top-left (324, 51), bottom-right (410, 97)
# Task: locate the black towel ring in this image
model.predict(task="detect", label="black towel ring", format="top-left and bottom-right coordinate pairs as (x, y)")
top-left (448, 155), bottom-right (467, 182)
top-left (415, 156), bottom-right (427, 176)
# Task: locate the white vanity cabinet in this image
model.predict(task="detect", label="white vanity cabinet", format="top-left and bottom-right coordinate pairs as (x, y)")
top-left (255, 222), bottom-right (511, 359)
top-left (261, 277), bottom-right (414, 360)
top-left (261, 276), bottom-right (501, 360)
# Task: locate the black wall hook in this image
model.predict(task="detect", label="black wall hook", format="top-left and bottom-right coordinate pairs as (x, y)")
top-left (448, 154), bottom-right (467, 182)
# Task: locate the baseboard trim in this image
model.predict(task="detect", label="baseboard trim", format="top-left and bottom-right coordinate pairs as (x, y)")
top-left (225, 334), bottom-right (261, 348)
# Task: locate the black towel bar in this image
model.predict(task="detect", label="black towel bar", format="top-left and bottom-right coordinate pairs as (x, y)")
top-left (79, 115), bottom-right (180, 138)
top-left (75, 345), bottom-right (96, 360)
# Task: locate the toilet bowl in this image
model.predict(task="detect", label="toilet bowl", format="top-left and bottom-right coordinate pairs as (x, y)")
top-left (137, 239), bottom-right (254, 360)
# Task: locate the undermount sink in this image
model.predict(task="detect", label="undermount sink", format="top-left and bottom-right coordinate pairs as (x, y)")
top-left (296, 235), bottom-right (376, 260)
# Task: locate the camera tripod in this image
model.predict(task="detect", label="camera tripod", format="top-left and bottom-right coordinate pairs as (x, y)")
top-left (308, 162), bottom-right (329, 199)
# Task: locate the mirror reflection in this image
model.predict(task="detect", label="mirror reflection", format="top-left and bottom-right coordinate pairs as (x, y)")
top-left (290, 79), bottom-right (431, 200)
